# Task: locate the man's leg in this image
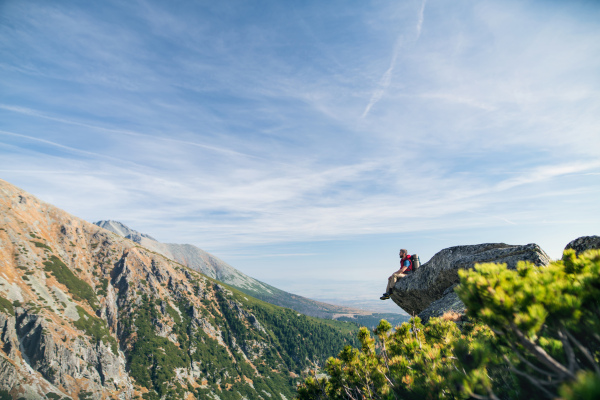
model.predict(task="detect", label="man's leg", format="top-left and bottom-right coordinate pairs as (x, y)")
top-left (386, 275), bottom-right (396, 294)
top-left (386, 273), bottom-right (406, 293)
top-left (382, 275), bottom-right (397, 300)
top-left (382, 273), bottom-right (407, 300)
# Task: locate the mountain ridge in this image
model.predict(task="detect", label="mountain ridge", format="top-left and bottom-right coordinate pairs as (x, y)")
top-left (0, 178), bottom-right (359, 399)
top-left (94, 220), bottom-right (408, 327)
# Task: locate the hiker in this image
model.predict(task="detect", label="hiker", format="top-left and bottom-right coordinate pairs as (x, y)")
top-left (380, 249), bottom-right (413, 300)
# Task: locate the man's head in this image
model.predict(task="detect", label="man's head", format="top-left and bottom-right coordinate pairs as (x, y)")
top-left (399, 249), bottom-right (407, 258)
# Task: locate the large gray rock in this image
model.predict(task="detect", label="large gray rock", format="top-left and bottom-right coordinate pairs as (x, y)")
top-left (417, 285), bottom-right (466, 324)
top-left (564, 236), bottom-right (600, 256)
top-left (391, 243), bottom-right (551, 316)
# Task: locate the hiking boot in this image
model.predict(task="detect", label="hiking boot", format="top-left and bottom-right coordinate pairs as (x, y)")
top-left (380, 293), bottom-right (390, 300)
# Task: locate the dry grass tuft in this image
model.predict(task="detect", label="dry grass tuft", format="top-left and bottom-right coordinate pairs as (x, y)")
top-left (441, 311), bottom-right (463, 321)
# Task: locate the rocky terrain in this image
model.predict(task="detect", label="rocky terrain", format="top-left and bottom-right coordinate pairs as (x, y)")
top-left (0, 179), bottom-right (359, 400)
top-left (391, 243), bottom-right (552, 321)
top-left (564, 235), bottom-right (600, 256)
top-left (94, 220), bottom-right (408, 328)
top-left (390, 238), bottom-right (600, 322)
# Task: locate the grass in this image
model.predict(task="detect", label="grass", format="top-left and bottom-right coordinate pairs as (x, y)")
top-left (73, 306), bottom-right (118, 354)
top-left (31, 240), bottom-right (52, 252)
top-left (0, 296), bottom-right (15, 316)
top-left (43, 255), bottom-right (99, 309)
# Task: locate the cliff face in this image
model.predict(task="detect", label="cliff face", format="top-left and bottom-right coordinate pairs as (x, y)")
top-left (0, 179), bottom-right (357, 400)
top-left (390, 243), bottom-right (552, 322)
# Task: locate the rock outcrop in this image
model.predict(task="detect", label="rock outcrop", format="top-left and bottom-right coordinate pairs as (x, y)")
top-left (390, 243), bottom-right (552, 321)
top-left (564, 235), bottom-right (600, 255)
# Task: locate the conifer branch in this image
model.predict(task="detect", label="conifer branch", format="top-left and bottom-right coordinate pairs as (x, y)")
top-left (563, 327), bottom-right (600, 376)
top-left (557, 325), bottom-right (578, 373)
top-left (503, 355), bottom-right (557, 399)
top-left (468, 391), bottom-right (500, 400)
top-left (342, 385), bottom-right (357, 400)
top-left (507, 342), bottom-right (560, 379)
top-left (510, 323), bottom-right (574, 378)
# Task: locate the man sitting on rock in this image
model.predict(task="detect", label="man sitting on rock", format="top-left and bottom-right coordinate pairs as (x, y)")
top-left (380, 249), bottom-right (413, 300)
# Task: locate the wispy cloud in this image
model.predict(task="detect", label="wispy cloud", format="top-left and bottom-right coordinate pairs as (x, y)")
top-left (0, 129), bottom-right (122, 162)
top-left (361, 37), bottom-right (402, 118)
top-left (1, 0), bottom-right (600, 282)
top-left (0, 104), bottom-right (264, 162)
top-left (416, 0), bottom-right (427, 39)
top-left (361, 0), bottom-right (427, 118)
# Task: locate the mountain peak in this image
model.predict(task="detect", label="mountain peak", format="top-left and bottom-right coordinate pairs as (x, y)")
top-left (94, 219), bottom-right (157, 242)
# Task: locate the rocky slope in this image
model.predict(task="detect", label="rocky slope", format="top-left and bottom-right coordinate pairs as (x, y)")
top-left (0, 179), bottom-right (359, 400)
top-left (94, 220), bottom-right (408, 328)
top-left (390, 243), bottom-right (552, 322)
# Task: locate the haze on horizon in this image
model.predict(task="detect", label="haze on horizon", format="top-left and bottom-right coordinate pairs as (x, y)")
top-left (1, 0), bottom-right (599, 308)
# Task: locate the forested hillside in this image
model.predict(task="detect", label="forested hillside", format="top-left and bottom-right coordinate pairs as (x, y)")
top-left (95, 220), bottom-right (409, 328)
top-left (0, 179), bottom-right (359, 400)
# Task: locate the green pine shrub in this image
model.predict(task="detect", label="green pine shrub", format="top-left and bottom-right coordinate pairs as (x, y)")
top-left (297, 250), bottom-right (600, 400)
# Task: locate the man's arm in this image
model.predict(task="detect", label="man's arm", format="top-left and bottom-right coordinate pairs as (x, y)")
top-left (389, 260), bottom-right (410, 278)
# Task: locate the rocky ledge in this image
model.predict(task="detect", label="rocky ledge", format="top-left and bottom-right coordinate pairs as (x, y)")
top-left (390, 243), bottom-right (551, 322)
top-left (391, 237), bottom-right (600, 323)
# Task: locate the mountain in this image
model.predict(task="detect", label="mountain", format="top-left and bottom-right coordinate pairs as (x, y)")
top-left (0, 179), bottom-right (359, 400)
top-left (94, 220), bottom-right (409, 328)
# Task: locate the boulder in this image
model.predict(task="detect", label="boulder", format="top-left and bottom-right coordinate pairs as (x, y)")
top-left (564, 235), bottom-right (600, 256)
top-left (417, 285), bottom-right (466, 324)
top-left (390, 243), bottom-right (551, 316)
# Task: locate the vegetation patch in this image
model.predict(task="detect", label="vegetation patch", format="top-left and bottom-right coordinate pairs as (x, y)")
top-left (97, 278), bottom-right (109, 297)
top-left (126, 294), bottom-right (189, 399)
top-left (165, 302), bottom-right (181, 324)
top-left (31, 240), bottom-right (52, 252)
top-left (73, 306), bottom-right (118, 354)
top-left (43, 255), bottom-right (99, 308)
top-left (0, 296), bottom-right (15, 316)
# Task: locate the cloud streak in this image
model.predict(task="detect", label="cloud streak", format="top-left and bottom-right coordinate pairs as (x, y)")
top-left (361, 38), bottom-right (402, 118)
top-left (1, 0), bottom-right (599, 288)
top-left (361, 0), bottom-right (427, 118)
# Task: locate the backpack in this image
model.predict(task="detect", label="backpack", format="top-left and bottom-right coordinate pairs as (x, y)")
top-left (411, 254), bottom-right (421, 270)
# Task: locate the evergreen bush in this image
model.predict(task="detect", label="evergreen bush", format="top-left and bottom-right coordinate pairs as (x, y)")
top-left (297, 250), bottom-right (600, 399)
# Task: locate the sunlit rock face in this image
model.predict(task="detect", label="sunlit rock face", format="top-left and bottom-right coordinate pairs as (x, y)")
top-left (390, 243), bottom-right (552, 321)
top-left (564, 235), bottom-right (600, 256)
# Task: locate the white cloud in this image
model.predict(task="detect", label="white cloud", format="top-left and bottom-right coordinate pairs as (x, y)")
top-left (1, 0), bottom-right (599, 284)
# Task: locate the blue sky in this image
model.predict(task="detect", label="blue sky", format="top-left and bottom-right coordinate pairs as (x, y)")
top-left (1, 0), bottom-right (599, 311)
